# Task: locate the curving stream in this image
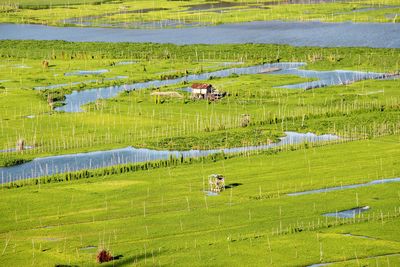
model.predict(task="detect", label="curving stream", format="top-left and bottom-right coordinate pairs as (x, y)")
top-left (323, 206), bottom-right (370, 218)
top-left (54, 62), bottom-right (305, 112)
top-left (33, 62), bottom-right (383, 112)
top-left (288, 177), bottom-right (400, 196)
top-left (0, 132), bottom-right (338, 183)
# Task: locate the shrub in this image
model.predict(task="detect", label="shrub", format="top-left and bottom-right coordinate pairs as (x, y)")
top-left (96, 249), bottom-right (113, 263)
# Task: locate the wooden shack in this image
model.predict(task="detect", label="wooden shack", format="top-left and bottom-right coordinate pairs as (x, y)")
top-left (208, 174), bottom-right (225, 192)
top-left (191, 83), bottom-right (213, 99)
top-left (191, 83), bottom-right (226, 100)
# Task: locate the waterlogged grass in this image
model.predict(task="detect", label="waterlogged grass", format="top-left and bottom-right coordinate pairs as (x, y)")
top-left (0, 0), bottom-right (113, 5)
top-left (0, 0), bottom-right (399, 27)
top-left (0, 40), bottom-right (399, 265)
top-left (1, 41), bottom-right (399, 73)
top-left (0, 41), bottom-right (399, 166)
top-left (0, 57), bottom-right (227, 92)
top-left (0, 135), bottom-right (399, 266)
top-left (0, 2), bottom-right (399, 264)
top-left (1, 74), bottom-right (399, 166)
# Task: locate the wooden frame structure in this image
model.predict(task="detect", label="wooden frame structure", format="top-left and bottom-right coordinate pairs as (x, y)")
top-left (208, 174), bottom-right (225, 192)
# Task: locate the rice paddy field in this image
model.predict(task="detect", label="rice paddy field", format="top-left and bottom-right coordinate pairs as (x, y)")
top-left (0, 39), bottom-right (399, 266)
top-left (0, 135), bottom-right (400, 266)
top-left (0, 42), bottom-right (399, 166)
top-left (1, 0), bottom-right (400, 266)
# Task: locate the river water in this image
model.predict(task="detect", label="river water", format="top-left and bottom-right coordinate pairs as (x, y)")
top-left (35, 62), bottom-right (382, 112)
top-left (1, 21), bottom-right (399, 48)
top-left (0, 131), bottom-right (338, 182)
top-left (54, 62), bottom-right (306, 112)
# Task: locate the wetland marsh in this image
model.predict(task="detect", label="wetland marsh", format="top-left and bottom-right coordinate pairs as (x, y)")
top-left (0, 1), bottom-right (399, 266)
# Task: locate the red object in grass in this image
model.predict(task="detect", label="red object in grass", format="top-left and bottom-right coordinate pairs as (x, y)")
top-left (96, 249), bottom-right (113, 263)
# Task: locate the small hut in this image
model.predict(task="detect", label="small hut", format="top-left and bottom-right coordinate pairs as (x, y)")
top-left (191, 83), bottom-right (213, 99)
top-left (208, 174), bottom-right (225, 192)
top-left (191, 83), bottom-right (226, 100)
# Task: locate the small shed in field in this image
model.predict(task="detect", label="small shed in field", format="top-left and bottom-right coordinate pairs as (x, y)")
top-left (191, 83), bottom-right (226, 100)
top-left (191, 83), bottom-right (214, 99)
top-left (208, 174), bottom-right (225, 192)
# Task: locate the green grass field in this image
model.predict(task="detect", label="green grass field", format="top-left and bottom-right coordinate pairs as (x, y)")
top-left (0, 41), bottom-right (399, 167)
top-left (0, 0), bottom-right (113, 6)
top-left (0, 135), bottom-right (399, 266)
top-left (0, 39), bottom-right (399, 266)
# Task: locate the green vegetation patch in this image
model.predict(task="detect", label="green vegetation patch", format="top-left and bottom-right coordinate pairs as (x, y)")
top-left (0, 0), bottom-right (399, 26)
top-left (0, 41), bottom-right (399, 167)
top-left (0, 135), bottom-right (399, 266)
